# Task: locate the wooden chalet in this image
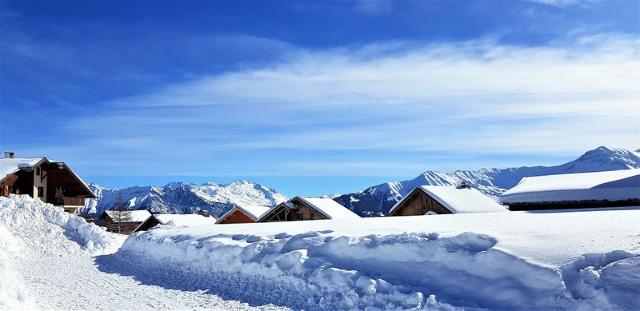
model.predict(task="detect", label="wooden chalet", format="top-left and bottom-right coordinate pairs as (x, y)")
top-left (97, 210), bottom-right (154, 235)
top-left (0, 152), bottom-right (95, 215)
top-left (501, 169), bottom-right (640, 211)
top-left (260, 196), bottom-right (360, 222)
top-left (388, 184), bottom-right (507, 216)
top-left (216, 204), bottom-right (271, 224)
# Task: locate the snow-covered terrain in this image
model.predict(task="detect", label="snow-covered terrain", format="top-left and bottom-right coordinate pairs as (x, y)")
top-left (82, 180), bottom-right (287, 218)
top-left (0, 195), bottom-right (285, 311)
top-left (119, 206), bottom-right (640, 311)
top-left (335, 146), bottom-right (640, 216)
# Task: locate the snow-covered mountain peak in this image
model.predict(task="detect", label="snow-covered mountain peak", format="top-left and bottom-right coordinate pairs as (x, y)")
top-left (81, 179), bottom-right (287, 217)
top-left (571, 146), bottom-right (640, 169)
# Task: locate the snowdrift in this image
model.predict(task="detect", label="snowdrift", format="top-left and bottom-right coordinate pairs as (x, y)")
top-left (119, 224), bottom-right (639, 310)
top-left (0, 195), bottom-right (125, 310)
top-left (0, 195), bottom-right (121, 255)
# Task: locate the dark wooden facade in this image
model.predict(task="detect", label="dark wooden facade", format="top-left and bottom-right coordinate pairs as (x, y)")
top-left (97, 213), bottom-right (145, 235)
top-left (388, 189), bottom-right (453, 216)
top-left (1, 157), bottom-right (94, 215)
top-left (261, 198), bottom-right (328, 222)
top-left (507, 199), bottom-right (640, 211)
top-left (217, 209), bottom-right (257, 224)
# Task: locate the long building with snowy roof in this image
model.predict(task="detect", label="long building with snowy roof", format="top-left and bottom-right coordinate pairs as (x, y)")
top-left (500, 169), bottom-right (640, 210)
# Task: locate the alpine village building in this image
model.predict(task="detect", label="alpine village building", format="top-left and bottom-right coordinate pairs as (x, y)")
top-left (0, 152), bottom-right (95, 215)
top-left (96, 210), bottom-right (155, 235)
top-left (216, 204), bottom-right (272, 224)
top-left (260, 197), bottom-right (360, 222)
top-left (500, 169), bottom-right (640, 211)
top-left (388, 183), bottom-right (507, 216)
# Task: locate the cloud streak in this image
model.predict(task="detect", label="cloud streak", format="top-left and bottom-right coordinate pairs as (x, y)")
top-left (31, 33), bottom-right (640, 176)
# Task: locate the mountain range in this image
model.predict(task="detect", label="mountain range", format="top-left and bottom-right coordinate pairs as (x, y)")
top-left (82, 146), bottom-right (640, 218)
top-left (333, 146), bottom-right (640, 216)
top-left (80, 180), bottom-right (287, 218)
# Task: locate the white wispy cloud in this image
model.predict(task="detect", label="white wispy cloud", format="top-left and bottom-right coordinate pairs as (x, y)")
top-left (54, 33), bottom-right (639, 175)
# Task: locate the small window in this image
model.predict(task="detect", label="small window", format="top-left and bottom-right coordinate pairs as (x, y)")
top-left (36, 167), bottom-right (41, 176)
top-left (37, 187), bottom-right (44, 198)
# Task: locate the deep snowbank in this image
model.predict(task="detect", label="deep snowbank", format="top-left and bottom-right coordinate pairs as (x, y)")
top-left (0, 195), bottom-right (122, 256)
top-left (119, 218), bottom-right (640, 310)
top-left (0, 224), bottom-right (38, 310)
top-left (0, 195), bottom-right (124, 310)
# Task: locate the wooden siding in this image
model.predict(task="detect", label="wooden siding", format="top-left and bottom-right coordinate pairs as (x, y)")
top-left (97, 214), bottom-right (144, 235)
top-left (135, 216), bottom-right (161, 232)
top-left (507, 199), bottom-right (640, 211)
top-left (217, 209), bottom-right (257, 224)
top-left (390, 190), bottom-right (453, 216)
top-left (262, 199), bottom-right (328, 222)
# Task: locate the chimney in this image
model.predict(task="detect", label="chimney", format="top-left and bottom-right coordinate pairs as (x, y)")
top-left (4, 152), bottom-right (14, 158)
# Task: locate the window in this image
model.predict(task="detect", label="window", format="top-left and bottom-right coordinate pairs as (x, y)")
top-left (35, 167), bottom-right (40, 176)
top-left (37, 187), bottom-right (44, 198)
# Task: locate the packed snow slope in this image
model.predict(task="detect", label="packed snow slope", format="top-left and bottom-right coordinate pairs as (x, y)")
top-left (82, 180), bottom-right (287, 218)
top-left (0, 195), bottom-right (286, 311)
top-left (120, 207), bottom-right (640, 311)
top-left (335, 146), bottom-right (640, 216)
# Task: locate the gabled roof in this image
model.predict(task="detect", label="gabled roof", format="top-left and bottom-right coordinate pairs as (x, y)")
top-left (0, 156), bottom-right (95, 198)
top-left (501, 169), bottom-right (640, 204)
top-left (154, 214), bottom-right (217, 227)
top-left (388, 186), bottom-right (507, 215)
top-left (0, 157), bottom-right (47, 182)
top-left (104, 210), bottom-right (152, 223)
top-left (290, 196), bottom-right (360, 220)
top-left (216, 204), bottom-right (272, 223)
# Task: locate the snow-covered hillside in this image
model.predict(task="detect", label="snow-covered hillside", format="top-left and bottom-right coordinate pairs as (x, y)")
top-left (335, 146), bottom-right (640, 216)
top-left (119, 206), bottom-right (640, 310)
top-left (81, 180), bottom-right (287, 218)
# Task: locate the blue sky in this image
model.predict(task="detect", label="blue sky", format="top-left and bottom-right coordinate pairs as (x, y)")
top-left (1, 0), bottom-right (638, 196)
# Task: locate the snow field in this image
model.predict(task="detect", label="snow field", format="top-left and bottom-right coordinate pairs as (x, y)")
top-left (118, 207), bottom-right (640, 311)
top-left (120, 223), bottom-right (640, 310)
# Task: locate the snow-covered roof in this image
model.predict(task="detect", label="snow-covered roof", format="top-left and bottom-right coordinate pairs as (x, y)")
top-left (0, 157), bottom-right (46, 181)
top-left (154, 214), bottom-right (217, 227)
top-left (501, 169), bottom-right (640, 204)
top-left (295, 197), bottom-right (360, 219)
top-left (0, 157), bottom-right (94, 197)
top-left (217, 204), bottom-right (272, 223)
top-left (389, 186), bottom-right (507, 215)
top-left (104, 210), bottom-right (152, 223)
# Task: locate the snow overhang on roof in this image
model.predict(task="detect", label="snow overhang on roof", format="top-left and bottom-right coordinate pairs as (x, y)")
top-left (501, 169), bottom-right (640, 204)
top-left (294, 196), bottom-right (360, 220)
top-left (388, 186), bottom-right (507, 215)
top-left (216, 204), bottom-right (272, 223)
top-left (0, 157), bottom-right (46, 182)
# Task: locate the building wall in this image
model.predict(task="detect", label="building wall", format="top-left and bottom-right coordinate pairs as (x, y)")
top-left (98, 216), bottom-right (144, 235)
top-left (32, 165), bottom-right (47, 203)
top-left (218, 209), bottom-right (256, 224)
top-left (262, 200), bottom-right (328, 222)
top-left (508, 199), bottom-right (640, 211)
top-left (390, 190), bottom-right (452, 216)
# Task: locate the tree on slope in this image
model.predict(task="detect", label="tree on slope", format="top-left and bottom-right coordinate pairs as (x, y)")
top-left (112, 194), bottom-right (133, 234)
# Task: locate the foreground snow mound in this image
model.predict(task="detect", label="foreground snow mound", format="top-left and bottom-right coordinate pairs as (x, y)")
top-left (0, 195), bottom-right (121, 255)
top-left (118, 227), bottom-right (638, 310)
top-left (0, 225), bottom-right (38, 310)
